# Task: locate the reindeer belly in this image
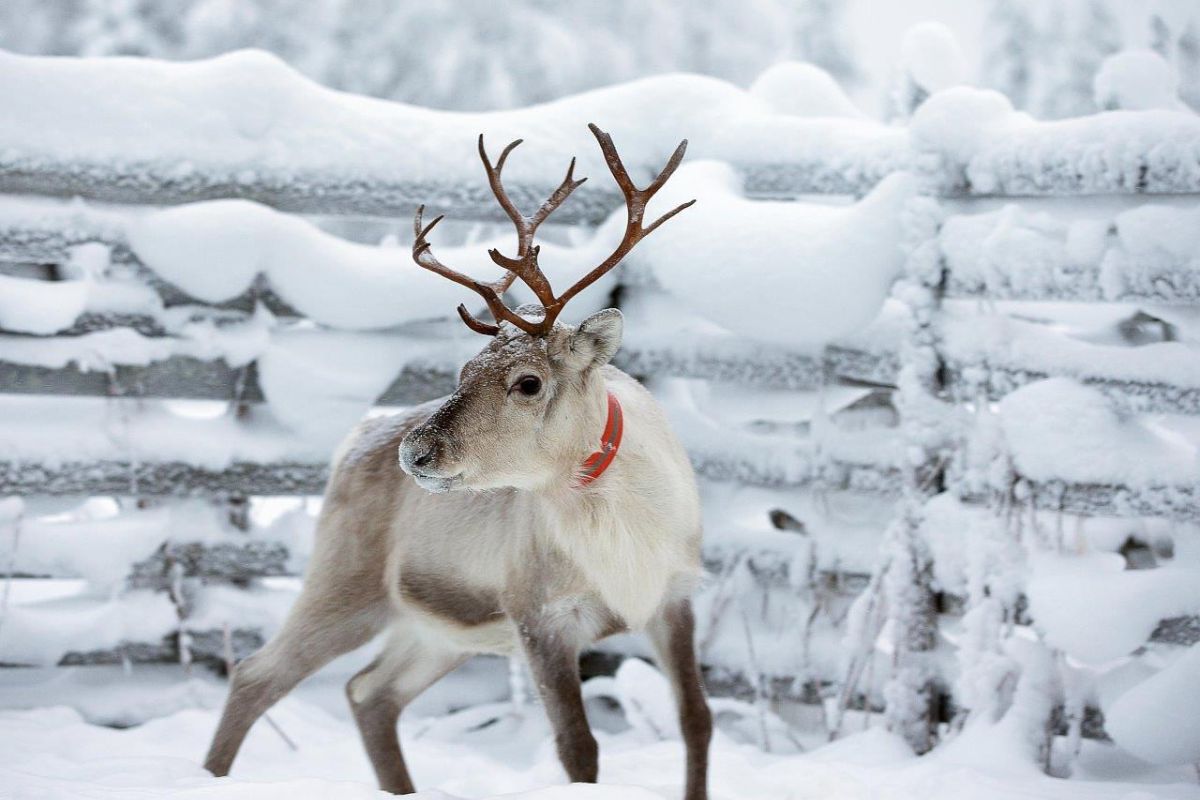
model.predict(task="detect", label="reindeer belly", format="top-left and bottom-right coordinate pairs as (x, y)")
top-left (396, 569), bottom-right (517, 653)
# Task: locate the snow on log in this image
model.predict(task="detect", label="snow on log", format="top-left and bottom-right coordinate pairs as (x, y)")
top-left (940, 310), bottom-right (1200, 415)
top-left (36, 315), bottom-right (1183, 417)
top-left (0, 581), bottom-right (294, 666)
top-left (911, 87), bottom-right (1200, 196)
top-left (998, 379), bottom-right (1200, 494)
top-left (0, 393), bottom-right (326, 470)
top-left (0, 194), bottom-right (624, 333)
top-left (1104, 642), bottom-right (1200, 765)
top-left (657, 379), bottom-right (910, 493)
top-left (632, 166), bottom-right (917, 348)
top-left (616, 290), bottom-right (826, 389)
top-left (1028, 554), bottom-right (1200, 663)
top-left (0, 49), bottom-right (906, 214)
top-left (9, 538), bottom-right (292, 588)
top-left (0, 500), bottom-right (300, 584)
top-left (940, 202), bottom-right (1200, 303)
top-left (2, 49), bottom-right (1198, 217)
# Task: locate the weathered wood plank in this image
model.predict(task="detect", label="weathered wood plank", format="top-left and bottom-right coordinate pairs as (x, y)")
top-left (1022, 480), bottom-right (1200, 523)
top-left (741, 163), bottom-right (906, 200)
top-left (0, 357), bottom-right (256, 402)
top-left (944, 265), bottom-right (1200, 305)
top-left (1151, 615), bottom-right (1200, 646)
top-left (0, 455), bottom-right (890, 496)
top-left (615, 343), bottom-right (823, 390)
top-left (0, 460), bottom-right (329, 496)
top-left (0, 357), bottom-right (456, 406)
top-left (943, 362), bottom-right (1200, 416)
top-left (51, 627), bottom-right (265, 667)
top-left (0, 222), bottom-right (300, 315)
top-left (9, 540), bottom-right (292, 586)
top-left (691, 450), bottom-right (907, 495)
top-left (825, 344), bottom-right (899, 387)
top-left (126, 541), bottom-right (292, 589)
top-left (7, 450), bottom-right (1197, 536)
top-left (5, 344), bottom-right (1196, 418)
top-left (0, 166), bottom-right (621, 225)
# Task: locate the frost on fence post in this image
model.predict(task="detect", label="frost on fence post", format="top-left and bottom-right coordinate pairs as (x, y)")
top-left (881, 194), bottom-right (946, 753)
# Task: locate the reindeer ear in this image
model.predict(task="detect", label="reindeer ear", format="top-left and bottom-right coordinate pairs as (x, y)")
top-left (569, 308), bottom-right (623, 368)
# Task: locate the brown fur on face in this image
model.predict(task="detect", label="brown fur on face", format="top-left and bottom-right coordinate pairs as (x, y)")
top-left (398, 309), bottom-right (623, 492)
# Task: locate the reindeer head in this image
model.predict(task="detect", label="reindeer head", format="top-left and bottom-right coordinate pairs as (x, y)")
top-left (398, 124), bottom-right (693, 493)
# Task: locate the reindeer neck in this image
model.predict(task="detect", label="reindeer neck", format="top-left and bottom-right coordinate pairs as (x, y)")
top-left (538, 371), bottom-right (622, 494)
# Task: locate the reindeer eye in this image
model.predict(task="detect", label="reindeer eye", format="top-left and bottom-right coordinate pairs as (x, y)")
top-left (514, 376), bottom-right (542, 396)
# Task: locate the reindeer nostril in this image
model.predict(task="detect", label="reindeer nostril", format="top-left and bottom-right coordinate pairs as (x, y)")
top-left (412, 443), bottom-right (436, 469)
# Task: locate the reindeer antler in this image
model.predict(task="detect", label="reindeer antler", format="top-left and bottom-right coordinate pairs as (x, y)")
top-left (411, 123), bottom-right (694, 337)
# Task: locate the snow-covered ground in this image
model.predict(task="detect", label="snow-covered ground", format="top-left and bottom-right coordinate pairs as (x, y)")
top-left (2, 659), bottom-right (1198, 800)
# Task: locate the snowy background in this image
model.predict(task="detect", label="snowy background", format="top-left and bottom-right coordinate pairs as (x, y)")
top-left (3, 1), bottom-right (1200, 798)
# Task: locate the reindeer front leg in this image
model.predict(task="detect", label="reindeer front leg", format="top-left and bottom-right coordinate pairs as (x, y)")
top-left (513, 608), bottom-right (599, 783)
top-left (647, 598), bottom-right (712, 800)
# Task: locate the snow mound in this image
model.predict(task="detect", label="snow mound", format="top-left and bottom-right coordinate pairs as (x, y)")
top-left (1105, 644), bottom-right (1200, 766)
top-left (899, 22), bottom-right (967, 95)
top-left (748, 61), bottom-right (867, 119)
top-left (0, 47), bottom-right (829, 191)
top-left (2, 681), bottom-right (1195, 799)
top-left (256, 328), bottom-right (440, 448)
top-left (1114, 203), bottom-right (1200, 263)
top-left (997, 378), bottom-right (1200, 486)
top-left (1093, 50), bottom-right (1183, 112)
top-left (0, 393), bottom-right (325, 469)
top-left (637, 161), bottom-right (916, 346)
top-left (127, 200), bottom-right (480, 330)
top-left (910, 87), bottom-right (1019, 167)
top-left (1027, 554), bottom-right (1200, 663)
top-left (0, 273), bottom-right (89, 335)
top-left (962, 109), bottom-right (1200, 195)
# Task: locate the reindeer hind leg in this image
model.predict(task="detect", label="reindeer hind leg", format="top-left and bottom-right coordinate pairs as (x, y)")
top-left (347, 625), bottom-right (466, 794)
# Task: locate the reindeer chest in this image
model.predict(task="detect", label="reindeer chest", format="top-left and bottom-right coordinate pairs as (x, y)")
top-left (533, 493), bottom-right (697, 631)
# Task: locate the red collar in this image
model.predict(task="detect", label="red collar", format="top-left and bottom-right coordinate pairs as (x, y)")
top-left (576, 391), bottom-right (623, 487)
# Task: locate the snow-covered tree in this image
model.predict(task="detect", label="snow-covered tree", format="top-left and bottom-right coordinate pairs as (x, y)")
top-left (1150, 1), bottom-right (1200, 111)
top-left (981, 0), bottom-right (1036, 111)
top-left (0, 0), bottom-right (862, 110)
top-left (65, 0), bottom-right (193, 57)
top-left (1032, 0), bottom-right (1119, 118)
top-left (788, 0), bottom-right (858, 86)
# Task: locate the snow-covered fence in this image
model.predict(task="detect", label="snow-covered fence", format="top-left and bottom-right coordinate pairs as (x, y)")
top-left (1, 49), bottom-right (1199, 761)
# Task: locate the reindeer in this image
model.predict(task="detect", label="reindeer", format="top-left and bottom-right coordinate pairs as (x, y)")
top-left (203, 124), bottom-right (711, 798)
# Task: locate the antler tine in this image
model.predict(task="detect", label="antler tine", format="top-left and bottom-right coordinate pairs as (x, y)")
top-left (411, 125), bottom-right (691, 338)
top-left (478, 135), bottom-right (525, 233)
top-left (479, 135), bottom-right (587, 310)
top-left (529, 157), bottom-right (587, 230)
top-left (548, 124), bottom-right (695, 320)
top-left (411, 205), bottom-right (540, 336)
top-left (586, 123), bottom-right (638, 196)
top-left (644, 137), bottom-right (689, 197)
